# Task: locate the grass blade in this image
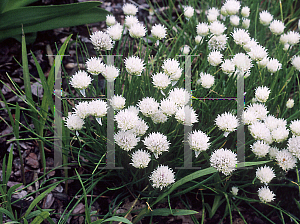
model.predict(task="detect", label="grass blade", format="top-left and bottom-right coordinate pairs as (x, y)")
top-left (30, 211), bottom-right (50, 224)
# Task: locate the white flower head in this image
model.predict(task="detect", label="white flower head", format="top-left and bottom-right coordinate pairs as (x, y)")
top-left (65, 113), bottom-right (84, 131)
top-left (184, 6), bottom-right (194, 18)
top-left (247, 103), bottom-right (268, 120)
top-left (150, 111), bottom-right (168, 124)
top-left (231, 186), bottom-right (239, 196)
top-left (259, 10), bottom-right (273, 26)
top-left (290, 119), bottom-right (300, 136)
top-left (103, 65), bottom-right (120, 82)
top-left (223, 0), bottom-right (240, 15)
top-left (232, 53), bottom-right (252, 72)
top-left (160, 98), bottom-right (177, 116)
top-left (195, 35), bottom-right (203, 44)
top-left (143, 132), bottom-right (170, 158)
top-left (123, 3), bottom-right (138, 15)
top-left (208, 34), bottom-right (228, 51)
top-left (207, 50), bottom-right (223, 66)
top-left (90, 31), bottom-right (113, 51)
top-left (207, 7), bottom-right (219, 22)
top-left (114, 130), bottom-right (139, 151)
top-left (88, 100), bottom-right (108, 118)
top-left (131, 119), bottom-right (148, 136)
top-left (215, 112), bottom-right (239, 136)
top-left (210, 148), bottom-right (237, 176)
top-left (249, 122), bottom-right (272, 144)
top-left (241, 6), bottom-right (250, 17)
top-left (175, 106), bottom-right (198, 126)
top-left (242, 110), bottom-right (258, 125)
top-left (276, 149), bottom-right (297, 171)
top-left (74, 101), bottom-right (90, 119)
top-left (288, 136), bottom-right (300, 160)
top-left (181, 45), bottom-right (190, 54)
top-left (149, 165), bottom-right (175, 190)
top-left (86, 57), bottom-right (106, 75)
top-left (188, 130), bottom-right (210, 157)
top-left (232, 29), bottom-right (251, 46)
top-left (243, 38), bottom-right (258, 52)
top-left (115, 109), bottom-right (139, 131)
top-left (286, 31), bottom-right (300, 45)
top-left (230, 15), bottom-right (240, 26)
top-left (152, 72), bottom-right (171, 89)
top-left (138, 97), bottom-right (159, 117)
top-left (129, 23), bottom-right (146, 38)
top-left (258, 186), bottom-right (275, 203)
top-left (255, 86), bottom-right (270, 103)
top-left (198, 72), bottom-right (214, 88)
top-left (209, 21), bottom-right (226, 36)
top-left (107, 23), bottom-right (123, 41)
top-left (162, 58), bottom-right (182, 80)
top-left (106, 14), bottom-right (116, 26)
top-left (70, 70), bottom-right (92, 90)
top-left (264, 115), bottom-right (286, 132)
top-left (151, 24), bottom-right (167, 40)
top-left (248, 45), bottom-right (268, 61)
top-left (221, 59), bottom-right (235, 74)
top-left (168, 88), bottom-right (190, 107)
top-left (196, 22), bottom-right (209, 36)
top-left (124, 15), bottom-right (139, 28)
top-left (251, 140), bottom-right (270, 158)
top-left (109, 95), bottom-right (125, 110)
top-left (291, 55), bottom-right (300, 71)
top-left (257, 57), bottom-right (269, 69)
top-left (271, 127), bottom-right (289, 143)
top-left (125, 56), bottom-right (144, 76)
top-left (130, 150), bottom-right (151, 168)
top-left (269, 20), bottom-right (285, 35)
top-left (256, 166), bottom-right (275, 184)
top-left (267, 58), bottom-right (282, 73)
top-left (242, 18), bottom-right (250, 29)
top-left (269, 146), bottom-right (279, 159)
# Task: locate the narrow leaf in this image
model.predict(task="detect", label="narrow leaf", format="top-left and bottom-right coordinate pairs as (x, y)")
top-left (102, 216), bottom-right (133, 224)
top-left (0, 208), bottom-right (15, 221)
top-left (146, 208), bottom-right (198, 216)
top-left (30, 211), bottom-right (50, 224)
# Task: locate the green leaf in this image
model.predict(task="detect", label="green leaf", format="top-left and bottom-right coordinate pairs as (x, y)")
top-left (102, 216), bottom-right (133, 224)
top-left (26, 209), bottom-right (53, 220)
top-left (4, 145), bottom-right (14, 184)
top-left (30, 211), bottom-right (50, 224)
top-left (146, 208), bottom-right (198, 216)
top-left (23, 183), bottom-right (58, 218)
top-left (7, 183), bottom-right (23, 202)
top-left (2, 0), bottom-right (39, 13)
top-left (0, 0), bottom-right (8, 15)
top-left (0, 208), bottom-right (15, 221)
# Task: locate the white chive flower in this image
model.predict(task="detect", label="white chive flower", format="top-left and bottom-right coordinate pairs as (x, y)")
top-left (256, 166), bottom-right (275, 184)
top-left (255, 86), bottom-right (270, 103)
top-left (160, 98), bottom-right (177, 116)
top-left (208, 34), bottom-right (228, 51)
top-left (168, 88), bottom-right (190, 107)
top-left (188, 130), bottom-right (210, 157)
top-left (231, 186), bottom-right (239, 196)
top-left (74, 101), bottom-right (90, 119)
top-left (103, 65), bottom-right (120, 82)
top-left (114, 130), bottom-right (139, 151)
top-left (264, 115), bottom-right (286, 132)
top-left (269, 146), bottom-right (279, 159)
top-left (276, 149), bottom-right (297, 171)
top-left (106, 23), bottom-right (123, 41)
top-left (123, 3), bottom-right (138, 15)
top-left (181, 45), bottom-right (190, 54)
top-left (198, 72), bottom-right (214, 88)
top-left (124, 15), bottom-right (139, 28)
top-left (129, 23), bottom-right (146, 38)
top-left (207, 50), bottom-right (223, 66)
top-left (230, 15), bottom-right (240, 26)
top-left (149, 165), bottom-right (175, 190)
top-left (242, 18), bottom-right (250, 29)
top-left (280, 33), bottom-right (289, 45)
top-left (207, 10), bottom-right (219, 22)
top-left (109, 95), bottom-right (125, 110)
top-left (258, 186), bottom-right (275, 203)
top-left (241, 6), bottom-right (250, 17)
top-left (243, 38), bottom-right (258, 52)
top-left (269, 20), bottom-right (285, 35)
top-left (106, 14), bottom-right (116, 26)
top-left (242, 110), bottom-right (258, 125)
top-left (291, 55), bottom-right (300, 71)
top-left (220, 6), bottom-right (228, 16)
top-left (232, 29), bottom-right (251, 46)
top-left (290, 120), bottom-right (300, 136)
top-left (209, 21), bottom-right (226, 36)
top-left (249, 122), bottom-right (272, 144)
top-left (257, 57), bottom-right (269, 69)
top-left (127, 105), bottom-right (140, 115)
top-left (175, 106), bottom-right (198, 126)
top-left (196, 22), bottom-right (209, 36)
top-left (232, 53), bottom-right (252, 73)
top-left (143, 132), bottom-right (170, 158)
top-left (288, 136), bottom-right (300, 159)
top-left (215, 112), bottom-right (238, 137)
top-left (195, 35), bottom-right (203, 44)
top-left (90, 31), bottom-right (113, 51)
top-left (70, 70), bottom-right (92, 89)
top-left (125, 56), bottom-right (144, 76)
top-left (210, 148), bottom-right (237, 176)
top-left (251, 140), bottom-right (270, 158)
top-left (152, 72), bottom-right (171, 89)
top-left (162, 58), bottom-right (182, 80)
top-left (130, 150), bottom-right (151, 168)
top-left (115, 109), bottom-right (139, 131)
top-left (183, 6), bottom-right (194, 18)
top-left (247, 103), bottom-right (268, 120)
top-left (131, 119), bottom-right (148, 136)
top-left (223, 0), bottom-right (240, 15)
top-left (266, 58), bottom-right (282, 73)
top-left (286, 99), bottom-right (294, 109)
top-left (151, 24), bottom-right (167, 40)
top-left (88, 100), bottom-right (108, 118)
top-left (86, 57), bottom-right (106, 75)
top-left (248, 45), bottom-right (268, 61)
top-left (259, 10), bottom-right (273, 26)
top-left (138, 97), bottom-right (159, 117)
top-left (66, 114), bottom-right (84, 131)
top-left (271, 127), bottom-right (289, 143)
top-left (286, 31), bottom-right (300, 45)
top-left (221, 59), bottom-right (235, 74)
top-left (150, 111), bottom-right (168, 124)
